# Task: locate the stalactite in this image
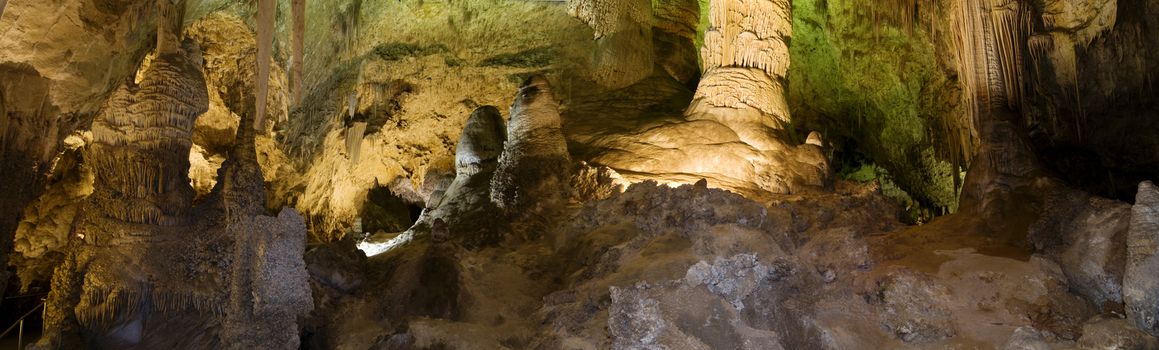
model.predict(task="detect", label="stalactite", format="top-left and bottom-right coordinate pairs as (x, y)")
top-left (948, 0), bottom-right (1028, 163)
top-left (254, 0), bottom-right (275, 131)
top-left (292, 0), bottom-right (305, 108)
top-left (346, 122), bottom-right (366, 165)
top-left (859, 0), bottom-right (917, 36)
top-left (985, 0), bottom-right (1029, 112)
top-left (156, 0), bottom-right (186, 55)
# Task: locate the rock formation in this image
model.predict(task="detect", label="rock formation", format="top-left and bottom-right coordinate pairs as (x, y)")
top-left (568, 0), bottom-right (654, 88)
top-left (429, 106), bottom-right (509, 245)
top-left (292, 0), bottom-right (306, 107)
top-left (254, 0), bottom-right (276, 131)
top-left (455, 106), bottom-right (506, 178)
top-left (490, 76), bottom-right (572, 217)
top-left (1126, 181), bottom-right (1159, 336)
top-left (32, 2), bottom-right (312, 348)
top-left (2, 0), bottom-right (1159, 349)
top-left (584, 0), bottom-right (831, 196)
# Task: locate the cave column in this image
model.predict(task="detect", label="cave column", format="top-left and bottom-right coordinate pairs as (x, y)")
top-left (686, 0), bottom-right (793, 150)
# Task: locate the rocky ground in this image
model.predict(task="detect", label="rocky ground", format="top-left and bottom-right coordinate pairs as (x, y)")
top-left (299, 172), bottom-right (1159, 349)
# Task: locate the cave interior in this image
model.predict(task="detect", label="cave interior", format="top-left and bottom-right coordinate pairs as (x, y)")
top-left (1, 0), bottom-right (1158, 348)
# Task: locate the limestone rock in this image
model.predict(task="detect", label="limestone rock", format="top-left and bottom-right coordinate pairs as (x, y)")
top-left (224, 208), bottom-right (315, 350)
top-left (870, 268), bottom-right (956, 343)
top-left (1032, 193), bottom-right (1132, 309)
top-left (1125, 181), bottom-right (1159, 336)
top-left (582, 0), bottom-right (830, 196)
top-left (1003, 326), bottom-right (1051, 350)
top-left (87, 37), bottom-right (209, 225)
top-left (400, 106), bottom-right (510, 247)
top-left (455, 106), bottom-right (506, 177)
top-left (608, 284), bottom-right (667, 350)
top-left (1076, 316), bottom-right (1159, 350)
top-left (490, 75), bottom-right (572, 215)
top-left (567, 0), bottom-right (654, 88)
top-left (683, 254), bottom-right (791, 310)
top-left (570, 162), bottom-right (626, 202)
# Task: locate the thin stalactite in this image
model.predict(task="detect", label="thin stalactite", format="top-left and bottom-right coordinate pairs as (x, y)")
top-left (292, 0), bottom-right (305, 108)
top-left (254, 0), bottom-right (275, 131)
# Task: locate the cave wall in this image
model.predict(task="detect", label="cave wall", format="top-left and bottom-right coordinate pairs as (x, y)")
top-left (0, 0), bottom-right (163, 296)
top-left (787, 0), bottom-right (968, 215)
top-left (1022, 0), bottom-right (1159, 201)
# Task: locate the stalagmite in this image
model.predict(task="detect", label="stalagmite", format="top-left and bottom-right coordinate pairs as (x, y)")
top-left (582, 0), bottom-right (831, 195)
top-left (254, 0), bottom-right (275, 131)
top-left (1126, 181), bottom-right (1159, 337)
top-left (292, 0), bottom-right (305, 107)
top-left (491, 75), bottom-right (572, 215)
top-left (455, 106), bottom-right (506, 177)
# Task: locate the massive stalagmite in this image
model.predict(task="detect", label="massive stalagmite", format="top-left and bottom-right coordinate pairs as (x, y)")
top-left (586, 0), bottom-right (830, 196)
top-left (34, 2), bottom-right (311, 348)
top-left (491, 76), bottom-right (572, 216)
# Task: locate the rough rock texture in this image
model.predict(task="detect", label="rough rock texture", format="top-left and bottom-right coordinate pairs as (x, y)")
top-left (570, 162), bottom-right (627, 202)
top-left (490, 76), bottom-right (572, 218)
top-left (1004, 326), bottom-right (1052, 350)
top-left (11, 132), bottom-right (94, 287)
top-left (223, 209), bottom-right (314, 350)
top-left (1022, 0), bottom-right (1159, 201)
top-left (283, 162), bottom-right (1159, 350)
top-left (425, 106), bottom-right (510, 246)
top-left (870, 267), bottom-right (957, 343)
top-left (567, 0), bottom-right (654, 88)
top-left (1076, 316), bottom-right (1159, 350)
top-left (1029, 188), bottom-right (1132, 309)
top-left (32, 11), bottom-right (312, 347)
top-left (0, 0), bottom-right (163, 291)
top-left (1126, 181), bottom-right (1159, 336)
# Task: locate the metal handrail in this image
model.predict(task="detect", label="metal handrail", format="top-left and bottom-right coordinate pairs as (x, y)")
top-left (0, 301), bottom-right (45, 348)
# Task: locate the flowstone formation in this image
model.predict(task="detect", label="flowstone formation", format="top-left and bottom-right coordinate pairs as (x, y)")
top-left (584, 0), bottom-right (831, 197)
top-left (32, 3), bottom-right (312, 348)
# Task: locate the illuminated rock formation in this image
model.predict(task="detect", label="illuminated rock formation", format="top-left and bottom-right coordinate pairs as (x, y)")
top-left (586, 0), bottom-right (830, 196)
top-left (33, 2), bottom-right (311, 348)
top-left (568, 0), bottom-right (654, 88)
top-left (491, 76), bottom-right (572, 215)
top-left (454, 106), bottom-right (506, 178)
top-left (430, 106), bottom-right (508, 245)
